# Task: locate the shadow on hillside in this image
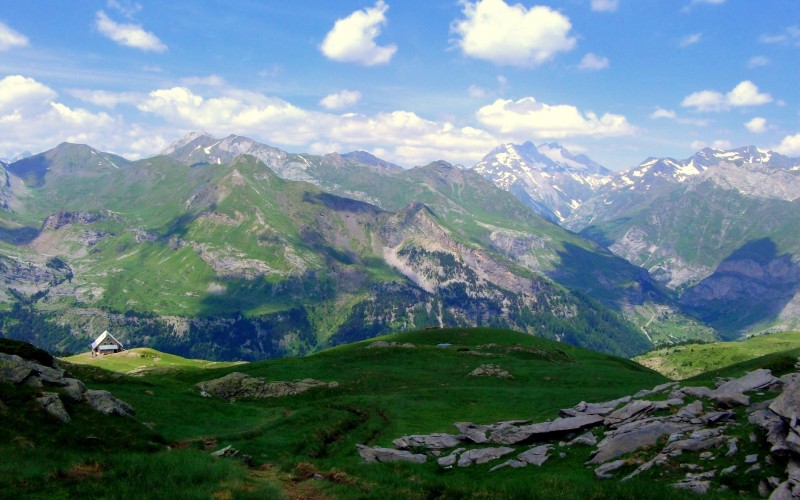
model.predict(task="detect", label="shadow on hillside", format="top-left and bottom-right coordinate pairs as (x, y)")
top-left (0, 225), bottom-right (39, 245)
top-left (679, 238), bottom-right (800, 339)
top-left (547, 242), bottom-right (669, 311)
top-left (301, 191), bottom-right (382, 214)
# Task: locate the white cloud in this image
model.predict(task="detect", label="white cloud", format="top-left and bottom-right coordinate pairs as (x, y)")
top-left (650, 108), bottom-right (676, 120)
top-left (578, 53), bottom-right (609, 71)
top-left (690, 139), bottom-right (731, 151)
top-left (649, 106), bottom-right (708, 126)
top-left (320, 89), bottom-right (362, 110)
top-left (181, 75), bottom-right (227, 87)
top-left (68, 89), bottom-right (144, 108)
top-left (747, 56), bottom-right (770, 68)
top-left (692, 0), bottom-right (725, 4)
top-left (107, 0), bottom-right (142, 19)
top-left (744, 116), bottom-right (767, 134)
top-left (726, 80), bottom-right (772, 107)
top-left (134, 84), bottom-right (501, 166)
top-left (679, 33), bottom-right (702, 48)
top-left (95, 11), bottom-right (167, 52)
top-left (774, 133), bottom-right (800, 156)
top-left (681, 80), bottom-right (772, 112)
top-left (468, 75), bottom-right (509, 99)
top-left (320, 1), bottom-right (396, 66)
top-left (0, 21), bottom-right (29, 51)
top-left (681, 90), bottom-right (725, 112)
top-left (451, 0), bottom-right (576, 67)
top-left (468, 85), bottom-right (490, 99)
top-left (759, 26), bottom-right (800, 46)
top-left (590, 0), bottom-right (619, 12)
top-left (475, 96), bottom-right (635, 139)
top-left (0, 75), bottom-right (56, 114)
top-left (0, 75), bottom-right (129, 159)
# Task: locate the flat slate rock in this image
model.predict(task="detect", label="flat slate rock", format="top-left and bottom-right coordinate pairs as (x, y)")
top-left (457, 447), bottom-right (515, 467)
top-left (589, 421), bottom-right (690, 464)
top-left (392, 433), bottom-right (461, 450)
top-left (455, 422), bottom-right (491, 444)
top-left (357, 444), bottom-right (426, 464)
top-left (559, 396), bottom-right (631, 418)
top-left (517, 445), bottom-right (552, 466)
top-left (490, 414), bottom-right (604, 445)
top-left (604, 400), bottom-right (654, 428)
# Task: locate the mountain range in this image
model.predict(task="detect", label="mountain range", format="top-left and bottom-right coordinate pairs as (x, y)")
top-left (475, 142), bottom-right (800, 338)
top-left (0, 132), bottom-right (796, 359)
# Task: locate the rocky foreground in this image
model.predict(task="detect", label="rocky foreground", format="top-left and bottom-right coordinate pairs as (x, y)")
top-left (358, 364), bottom-right (800, 498)
top-left (0, 351), bottom-right (134, 423)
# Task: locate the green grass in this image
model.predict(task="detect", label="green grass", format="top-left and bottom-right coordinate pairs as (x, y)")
top-left (63, 347), bottom-right (244, 375)
top-left (6, 326), bottom-right (785, 497)
top-left (635, 331), bottom-right (800, 379)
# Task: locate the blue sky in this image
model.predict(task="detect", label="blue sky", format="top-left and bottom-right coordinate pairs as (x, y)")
top-left (0, 0), bottom-right (798, 169)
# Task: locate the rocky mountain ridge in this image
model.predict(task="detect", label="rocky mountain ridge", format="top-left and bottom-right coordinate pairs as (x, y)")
top-left (472, 141), bottom-right (613, 222)
top-left (0, 144), bottom-right (678, 359)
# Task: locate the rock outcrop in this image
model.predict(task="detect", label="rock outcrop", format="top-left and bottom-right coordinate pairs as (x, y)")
top-left (197, 372), bottom-right (338, 401)
top-left (0, 345), bottom-right (134, 423)
top-left (356, 367), bottom-right (800, 497)
top-left (468, 364), bottom-right (513, 379)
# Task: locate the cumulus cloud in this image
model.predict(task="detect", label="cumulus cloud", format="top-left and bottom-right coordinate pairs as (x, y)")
top-left (578, 53), bottom-right (609, 71)
top-left (681, 90), bottom-right (725, 112)
top-left (774, 133), bottom-right (800, 156)
top-left (320, 1), bottom-right (396, 66)
top-left (650, 108), bottom-right (676, 120)
top-left (679, 33), bottom-right (702, 48)
top-left (744, 116), bottom-right (767, 134)
top-left (451, 0), bottom-right (576, 67)
top-left (0, 75), bottom-right (132, 159)
top-left (135, 84), bottom-right (502, 166)
top-left (320, 90), bottom-right (362, 110)
top-left (681, 80), bottom-right (772, 112)
top-left (475, 96), bottom-right (635, 139)
top-left (591, 0), bottom-right (619, 12)
top-left (649, 106), bottom-right (709, 126)
top-left (747, 56), bottom-right (770, 68)
top-left (726, 81), bottom-right (772, 107)
top-left (0, 21), bottom-right (29, 51)
top-left (95, 11), bottom-right (167, 52)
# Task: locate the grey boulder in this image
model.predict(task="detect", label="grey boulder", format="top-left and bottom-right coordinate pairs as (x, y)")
top-left (356, 444), bottom-right (426, 464)
top-left (36, 392), bottom-right (70, 423)
top-left (84, 389), bottom-right (135, 416)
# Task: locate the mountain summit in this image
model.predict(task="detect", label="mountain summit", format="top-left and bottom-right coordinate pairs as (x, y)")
top-left (473, 142), bottom-right (612, 222)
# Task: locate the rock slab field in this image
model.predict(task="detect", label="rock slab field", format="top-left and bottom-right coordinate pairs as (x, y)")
top-left (356, 366), bottom-right (800, 497)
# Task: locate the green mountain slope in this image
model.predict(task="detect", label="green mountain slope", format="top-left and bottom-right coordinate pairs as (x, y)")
top-left (635, 330), bottom-right (800, 379)
top-left (581, 179), bottom-right (800, 337)
top-left (0, 147), bottom-right (663, 358)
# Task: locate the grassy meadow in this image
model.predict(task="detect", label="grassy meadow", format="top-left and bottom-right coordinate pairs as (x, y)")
top-left (635, 331), bottom-right (800, 379)
top-left (4, 327), bottom-right (797, 498)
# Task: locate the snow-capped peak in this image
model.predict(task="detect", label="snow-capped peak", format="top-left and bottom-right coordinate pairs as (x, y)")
top-left (161, 131), bottom-right (215, 155)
